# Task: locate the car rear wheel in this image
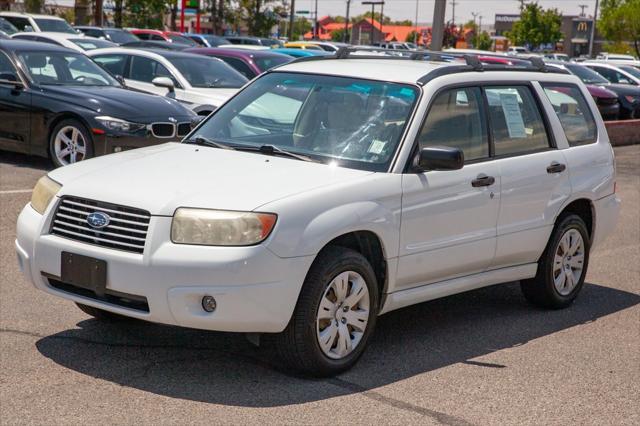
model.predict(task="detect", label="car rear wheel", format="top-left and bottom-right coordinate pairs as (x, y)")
top-left (50, 119), bottom-right (94, 167)
top-left (521, 214), bottom-right (590, 309)
top-left (75, 303), bottom-right (134, 322)
top-left (271, 246), bottom-right (379, 377)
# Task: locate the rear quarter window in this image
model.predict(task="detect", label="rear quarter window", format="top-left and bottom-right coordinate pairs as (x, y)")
top-left (541, 83), bottom-right (597, 146)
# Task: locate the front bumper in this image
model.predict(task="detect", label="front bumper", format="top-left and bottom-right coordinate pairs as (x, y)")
top-left (16, 202), bottom-right (314, 333)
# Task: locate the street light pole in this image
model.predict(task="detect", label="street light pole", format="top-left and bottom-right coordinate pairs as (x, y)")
top-left (414, 0), bottom-right (419, 45)
top-left (588, 0), bottom-right (599, 58)
top-left (362, 1), bottom-right (384, 45)
top-left (344, 0), bottom-right (351, 43)
top-left (431, 0), bottom-right (447, 50)
top-left (288, 0), bottom-right (295, 40)
top-left (314, 0), bottom-right (319, 39)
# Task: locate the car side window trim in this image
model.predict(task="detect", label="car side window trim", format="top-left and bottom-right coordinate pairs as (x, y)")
top-left (0, 50), bottom-right (27, 87)
top-left (403, 80), bottom-right (557, 173)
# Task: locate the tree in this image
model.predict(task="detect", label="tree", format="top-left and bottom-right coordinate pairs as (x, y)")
top-left (442, 22), bottom-right (460, 48)
top-left (24, 0), bottom-right (44, 13)
top-left (406, 30), bottom-right (418, 43)
top-left (331, 28), bottom-right (346, 42)
top-left (475, 31), bottom-right (493, 50)
top-left (599, 0), bottom-right (640, 57)
top-left (507, 2), bottom-right (562, 50)
top-left (124, 0), bottom-right (167, 29)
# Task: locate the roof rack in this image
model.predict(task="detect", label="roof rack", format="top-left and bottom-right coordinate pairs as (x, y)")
top-left (284, 47), bottom-right (570, 83)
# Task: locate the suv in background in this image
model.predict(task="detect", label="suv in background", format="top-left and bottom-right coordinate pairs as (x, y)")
top-left (16, 51), bottom-right (620, 377)
top-left (0, 12), bottom-right (76, 33)
top-left (74, 26), bottom-right (140, 45)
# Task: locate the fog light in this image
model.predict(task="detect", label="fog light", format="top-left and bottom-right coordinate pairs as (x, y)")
top-left (201, 295), bottom-right (216, 312)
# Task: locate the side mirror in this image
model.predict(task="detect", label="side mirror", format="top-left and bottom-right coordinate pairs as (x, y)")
top-left (190, 115), bottom-right (205, 129)
top-left (152, 76), bottom-right (175, 93)
top-left (414, 146), bottom-right (464, 171)
top-left (0, 73), bottom-right (23, 89)
top-left (114, 75), bottom-right (126, 86)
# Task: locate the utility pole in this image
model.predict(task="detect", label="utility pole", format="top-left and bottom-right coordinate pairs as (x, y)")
top-left (362, 1), bottom-right (384, 45)
top-left (588, 0), bottom-right (599, 58)
top-left (288, 0), bottom-right (295, 40)
top-left (479, 15), bottom-right (482, 33)
top-left (471, 11), bottom-right (479, 47)
top-left (314, 0), bottom-right (319, 39)
top-left (449, 0), bottom-right (457, 26)
top-left (343, 0), bottom-right (351, 43)
top-left (578, 4), bottom-right (588, 16)
top-left (431, 0), bottom-right (446, 50)
top-left (414, 0), bottom-right (419, 45)
top-left (94, 0), bottom-right (103, 26)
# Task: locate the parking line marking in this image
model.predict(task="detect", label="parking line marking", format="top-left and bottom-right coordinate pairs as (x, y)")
top-left (0, 189), bottom-right (32, 194)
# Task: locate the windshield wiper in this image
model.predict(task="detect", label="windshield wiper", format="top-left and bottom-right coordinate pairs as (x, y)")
top-left (235, 144), bottom-right (320, 163)
top-left (187, 136), bottom-right (235, 150)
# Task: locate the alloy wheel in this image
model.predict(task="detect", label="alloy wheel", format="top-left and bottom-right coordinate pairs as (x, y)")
top-left (54, 126), bottom-right (87, 166)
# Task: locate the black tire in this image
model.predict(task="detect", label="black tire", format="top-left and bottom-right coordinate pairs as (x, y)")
top-left (49, 119), bottom-right (94, 168)
top-left (75, 303), bottom-right (133, 322)
top-left (271, 246), bottom-right (379, 377)
top-left (521, 214), bottom-right (591, 309)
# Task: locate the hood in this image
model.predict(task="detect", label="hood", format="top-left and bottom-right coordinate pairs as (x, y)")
top-left (183, 87), bottom-right (238, 107)
top-left (48, 142), bottom-right (373, 215)
top-left (597, 83), bottom-right (640, 96)
top-left (586, 84), bottom-right (618, 99)
top-left (39, 85), bottom-right (195, 121)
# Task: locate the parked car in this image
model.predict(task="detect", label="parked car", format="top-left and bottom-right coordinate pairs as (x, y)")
top-left (224, 36), bottom-right (281, 47)
top-left (544, 53), bottom-right (570, 62)
top-left (183, 33), bottom-right (230, 48)
top-left (88, 48), bottom-right (247, 115)
top-left (270, 48), bottom-right (333, 58)
top-left (583, 61), bottom-right (640, 86)
top-left (0, 17), bottom-right (18, 37)
top-left (0, 40), bottom-right (195, 167)
top-left (11, 32), bottom-right (117, 52)
top-left (15, 51), bottom-right (620, 377)
top-left (129, 29), bottom-right (197, 46)
top-left (121, 40), bottom-right (191, 51)
top-left (0, 12), bottom-right (76, 34)
top-left (546, 62), bottom-right (621, 120)
top-left (74, 26), bottom-right (140, 45)
top-left (296, 41), bottom-right (349, 52)
top-left (595, 52), bottom-right (638, 62)
top-left (185, 47), bottom-right (293, 79)
top-left (284, 42), bottom-right (324, 50)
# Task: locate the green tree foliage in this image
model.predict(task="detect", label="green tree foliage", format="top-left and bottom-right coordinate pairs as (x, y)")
top-left (234, 0), bottom-right (284, 36)
top-left (331, 27), bottom-right (346, 42)
top-left (507, 2), bottom-right (562, 49)
top-left (475, 31), bottom-right (493, 50)
top-left (406, 30), bottom-right (418, 43)
top-left (24, 0), bottom-right (44, 13)
top-left (124, 0), bottom-right (167, 29)
top-left (599, 0), bottom-right (640, 57)
top-left (291, 16), bottom-right (312, 40)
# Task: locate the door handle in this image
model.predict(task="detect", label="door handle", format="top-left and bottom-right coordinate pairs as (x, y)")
top-left (547, 162), bottom-right (566, 174)
top-left (471, 174), bottom-right (495, 187)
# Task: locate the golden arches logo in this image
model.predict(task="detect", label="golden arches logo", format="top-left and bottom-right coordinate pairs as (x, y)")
top-left (577, 21), bottom-right (588, 31)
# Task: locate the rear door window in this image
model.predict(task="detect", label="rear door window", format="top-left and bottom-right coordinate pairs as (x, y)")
top-left (484, 86), bottom-right (551, 156)
top-left (129, 55), bottom-right (175, 84)
top-left (92, 54), bottom-right (128, 77)
top-left (541, 83), bottom-right (597, 146)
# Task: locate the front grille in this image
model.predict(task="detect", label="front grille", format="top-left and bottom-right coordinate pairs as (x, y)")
top-left (48, 278), bottom-right (150, 312)
top-left (151, 122), bottom-right (175, 138)
top-left (177, 122), bottom-right (191, 137)
top-left (50, 196), bottom-right (150, 254)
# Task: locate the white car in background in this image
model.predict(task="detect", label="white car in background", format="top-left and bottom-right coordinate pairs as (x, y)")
top-left (0, 12), bottom-right (76, 34)
top-left (11, 32), bottom-right (116, 52)
top-left (583, 61), bottom-right (640, 86)
top-left (87, 48), bottom-right (248, 115)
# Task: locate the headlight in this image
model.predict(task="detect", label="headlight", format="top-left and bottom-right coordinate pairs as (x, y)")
top-left (95, 116), bottom-right (146, 132)
top-left (31, 176), bottom-right (61, 214)
top-left (171, 208), bottom-right (277, 246)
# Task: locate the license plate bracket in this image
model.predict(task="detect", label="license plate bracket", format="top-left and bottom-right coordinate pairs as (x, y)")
top-left (60, 252), bottom-right (107, 296)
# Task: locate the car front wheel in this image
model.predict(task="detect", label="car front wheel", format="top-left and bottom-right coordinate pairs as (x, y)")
top-left (272, 246), bottom-right (379, 377)
top-left (49, 119), bottom-right (94, 168)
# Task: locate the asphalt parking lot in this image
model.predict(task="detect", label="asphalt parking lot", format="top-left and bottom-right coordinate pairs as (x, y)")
top-left (0, 146), bottom-right (638, 425)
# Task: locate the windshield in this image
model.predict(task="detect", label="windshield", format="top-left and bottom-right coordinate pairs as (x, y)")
top-left (619, 65), bottom-right (640, 79)
top-left (168, 34), bottom-right (196, 45)
top-left (254, 54), bottom-right (292, 72)
top-left (202, 35), bottom-right (228, 46)
top-left (566, 64), bottom-right (609, 84)
top-left (169, 56), bottom-right (247, 88)
top-left (0, 18), bottom-right (18, 35)
top-left (34, 18), bottom-right (76, 34)
top-left (18, 51), bottom-right (118, 86)
top-left (71, 38), bottom-right (116, 51)
top-left (104, 29), bottom-right (138, 44)
top-left (189, 72), bottom-right (419, 172)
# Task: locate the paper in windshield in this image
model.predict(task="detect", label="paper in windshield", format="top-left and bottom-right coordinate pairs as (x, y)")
top-left (499, 93), bottom-right (527, 138)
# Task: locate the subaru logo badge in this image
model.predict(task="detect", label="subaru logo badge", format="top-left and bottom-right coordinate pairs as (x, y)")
top-left (87, 211), bottom-right (110, 229)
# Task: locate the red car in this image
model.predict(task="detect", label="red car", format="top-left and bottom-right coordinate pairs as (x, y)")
top-left (129, 29), bottom-right (197, 47)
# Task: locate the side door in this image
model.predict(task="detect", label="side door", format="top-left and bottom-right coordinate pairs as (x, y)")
top-left (125, 55), bottom-right (179, 97)
top-left (397, 86), bottom-right (500, 290)
top-left (91, 53), bottom-right (129, 80)
top-left (0, 50), bottom-right (30, 154)
top-left (485, 84), bottom-right (571, 269)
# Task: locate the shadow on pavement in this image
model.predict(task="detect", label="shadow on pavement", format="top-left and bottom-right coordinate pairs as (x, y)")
top-left (0, 150), bottom-right (52, 171)
top-left (36, 282), bottom-right (639, 407)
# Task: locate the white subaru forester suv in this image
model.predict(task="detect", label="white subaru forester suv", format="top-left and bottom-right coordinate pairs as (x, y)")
top-left (16, 52), bottom-right (621, 376)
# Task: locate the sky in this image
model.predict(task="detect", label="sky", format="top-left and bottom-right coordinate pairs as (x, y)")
top-left (301, 0), bottom-right (599, 26)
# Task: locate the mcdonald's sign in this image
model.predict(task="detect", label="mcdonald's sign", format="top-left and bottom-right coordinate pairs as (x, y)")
top-left (577, 21), bottom-right (588, 32)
